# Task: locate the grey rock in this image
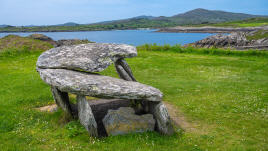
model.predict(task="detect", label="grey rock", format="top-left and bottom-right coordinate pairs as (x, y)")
top-left (115, 59), bottom-right (136, 81)
top-left (148, 102), bottom-right (174, 135)
top-left (190, 32), bottom-right (250, 48)
top-left (115, 63), bottom-right (133, 81)
top-left (36, 43), bottom-right (137, 72)
top-left (77, 95), bottom-right (98, 137)
top-left (37, 68), bottom-right (162, 102)
top-left (102, 107), bottom-right (155, 136)
top-left (188, 30), bottom-right (268, 50)
top-left (51, 86), bottom-right (74, 118)
top-left (88, 99), bottom-right (132, 136)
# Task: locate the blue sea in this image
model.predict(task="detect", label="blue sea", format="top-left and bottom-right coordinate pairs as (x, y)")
top-left (0, 29), bottom-right (214, 46)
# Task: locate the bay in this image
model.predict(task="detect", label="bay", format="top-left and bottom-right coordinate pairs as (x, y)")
top-left (0, 30), bottom-right (214, 46)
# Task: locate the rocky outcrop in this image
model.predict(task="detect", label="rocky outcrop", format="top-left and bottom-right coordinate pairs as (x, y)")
top-left (27, 34), bottom-right (92, 47)
top-left (102, 107), bottom-right (155, 136)
top-left (27, 34), bottom-right (57, 46)
top-left (28, 34), bottom-right (54, 42)
top-left (188, 31), bottom-right (268, 50)
top-left (190, 32), bottom-right (250, 48)
top-left (37, 43), bottom-right (137, 72)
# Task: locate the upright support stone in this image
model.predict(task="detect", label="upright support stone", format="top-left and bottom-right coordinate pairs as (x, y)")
top-left (148, 102), bottom-right (174, 135)
top-left (51, 86), bottom-right (74, 118)
top-left (115, 59), bottom-right (136, 81)
top-left (77, 95), bottom-right (98, 137)
top-left (115, 64), bottom-right (133, 81)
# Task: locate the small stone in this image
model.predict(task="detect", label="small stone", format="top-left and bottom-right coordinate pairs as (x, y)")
top-left (102, 107), bottom-right (155, 136)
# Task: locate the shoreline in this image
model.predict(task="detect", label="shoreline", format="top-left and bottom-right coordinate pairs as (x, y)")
top-left (157, 26), bottom-right (268, 33)
top-left (0, 28), bottom-right (157, 33)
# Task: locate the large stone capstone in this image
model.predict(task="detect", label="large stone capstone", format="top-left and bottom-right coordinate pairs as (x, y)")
top-left (102, 107), bottom-right (155, 136)
top-left (36, 43), bottom-right (137, 72)
top-left (37, 68), bottom-right (163, 102)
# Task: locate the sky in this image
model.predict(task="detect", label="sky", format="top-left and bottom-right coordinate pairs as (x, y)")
top-left (1, 0), bottom-right (268, 26)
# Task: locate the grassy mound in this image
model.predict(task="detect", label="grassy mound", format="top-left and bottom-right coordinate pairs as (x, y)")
top-left (0, 35), bottom-right (53, 56)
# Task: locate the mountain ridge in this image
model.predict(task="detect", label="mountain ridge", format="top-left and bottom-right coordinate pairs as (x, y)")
top-left (2, 8), bottom-right (266, 27)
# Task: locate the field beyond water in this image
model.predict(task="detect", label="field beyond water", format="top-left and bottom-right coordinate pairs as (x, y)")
top-left (192, 17), bottom-right (268, 27)
top-left (0, 47), bottom-right (268, 150)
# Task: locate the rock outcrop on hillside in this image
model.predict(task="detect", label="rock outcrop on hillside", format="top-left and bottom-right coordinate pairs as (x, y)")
top-left (27, 34), bottom-right (93, 47)
top-left (188, 30), bottom-right (268, 50)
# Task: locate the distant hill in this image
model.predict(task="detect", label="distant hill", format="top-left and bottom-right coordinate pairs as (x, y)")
top-left (89, 8), bottom-right (265, 28)
top-left (0, 8), bottom-right (267, 32)
top-left (0, 24), bottom-right (13, 28)
top-left (169, 8), bottom-right (262, 24)
top-left (104, 8), bottom-right (264, 26)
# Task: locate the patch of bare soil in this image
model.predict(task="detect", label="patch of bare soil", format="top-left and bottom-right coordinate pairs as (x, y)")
top-left (164, 102), bottom-right (197, 132)
top-left (36, 104), bottom-right (58, 112)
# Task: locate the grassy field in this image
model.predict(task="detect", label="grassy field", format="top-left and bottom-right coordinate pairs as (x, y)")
top-left (0, 48), bottom-right (268, 150)
top-left (192, 17), bottom-right (268, 27)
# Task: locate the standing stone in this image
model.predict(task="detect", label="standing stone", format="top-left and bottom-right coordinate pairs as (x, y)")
top-left (51, 86), bottom-right (74, 118)
top-left (77, 95), bottom-right (98, 137)
top-left (115, 59), bottom-right (136, 81)
top-left (148, 102), bottom-right (174, 135)
top-left (115, 63), bottom-right (133, 81)
top-left (102, 107), bottom-right (155, 136)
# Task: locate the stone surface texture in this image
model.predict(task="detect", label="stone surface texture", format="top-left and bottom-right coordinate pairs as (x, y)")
top-left (188, 31), bottom-right (268, 50)
top-left (38, 68), bottom-right (162, 102)
top-left (77, 95), bottom-right (98, 137)
top-left (88, 99), bottom-right (131, 136)
top-left (149, 102), bottom-right (174, 135)
top-left (36, 43), bottom-right (137, 72)
top-left (102, 107), bottom-right (155, 136)
top-left (51, 86), bottom-right (74, 118)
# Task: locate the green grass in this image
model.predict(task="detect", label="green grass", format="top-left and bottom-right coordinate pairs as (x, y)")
top-left (246, 30), bottom-right (268, 41)
top-left (0, 49), bottom-right (268, 150)
top-left (0, 35), bottom-right (53, 53)
top-left (137, 44), bottom-right (268, 57)
top-left (192, 17), bottom-right (268, 27)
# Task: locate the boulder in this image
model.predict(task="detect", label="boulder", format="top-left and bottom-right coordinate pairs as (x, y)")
top-left (102, 107), bottom-right (155, 136)
top-left (37, 68), bottom-right (163, 102)
top-left (36, 43), bottom-right (137, 72)
top-left (88, 99), bottom-right (131, 136)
